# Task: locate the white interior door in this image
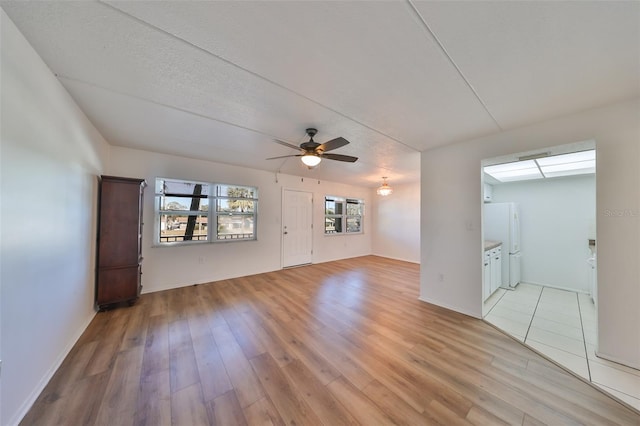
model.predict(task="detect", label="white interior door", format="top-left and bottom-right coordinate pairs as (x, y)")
top-left (282, 189), bottom-right (313, 267)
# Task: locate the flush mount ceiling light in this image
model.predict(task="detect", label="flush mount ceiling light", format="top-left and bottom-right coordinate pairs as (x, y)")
top-left (484, 150), bottom-right (595, 183)
top-left (376, 177), bottom-right (393, 196)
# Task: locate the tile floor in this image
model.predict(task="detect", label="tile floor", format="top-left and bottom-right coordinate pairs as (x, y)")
top-left (484, 283), bottom-right (640, 411)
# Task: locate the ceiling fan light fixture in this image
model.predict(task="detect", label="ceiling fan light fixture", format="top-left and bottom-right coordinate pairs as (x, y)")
top-left (376, 177), bottom-right (393, 196)
top-left (301, 153), bottom-right (321, 168)
top-left (267, 128), bottom-right (357, 166)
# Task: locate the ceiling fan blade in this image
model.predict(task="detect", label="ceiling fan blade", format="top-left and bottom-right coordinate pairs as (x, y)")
top-left (318, 137), bottom-right (349, 152)
top-left (322, 153), bottom-right (358, 163)
top-left (266, 154), bottom-right (302, 160)
top-left (273, 138), bottom-right (302, 150)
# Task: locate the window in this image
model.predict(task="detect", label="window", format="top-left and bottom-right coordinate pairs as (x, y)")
top-left (156, 178), bottom-right (257, 245)
top-left (346, 198), bottom-right (364, 233)
top-left (215, 184), bottom-right (256, 241)
top-left (325, 196), bottom-right (364, 234)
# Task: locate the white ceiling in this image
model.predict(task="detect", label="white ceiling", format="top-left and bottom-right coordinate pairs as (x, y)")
top-left (2, 1), bottom-right (638, 187)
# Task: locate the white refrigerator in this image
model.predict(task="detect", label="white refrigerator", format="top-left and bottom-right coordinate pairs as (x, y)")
top-left (484, 202), bottom-right (521, 288)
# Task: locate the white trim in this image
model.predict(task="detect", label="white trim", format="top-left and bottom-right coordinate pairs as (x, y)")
top-left (371, 253), bottom-right (420, 264)
top-left (595, 351), bottom-right (640, 371)
top-left (418, 296), bottom-right (481, 319)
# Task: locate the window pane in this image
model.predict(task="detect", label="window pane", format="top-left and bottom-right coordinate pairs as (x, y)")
top-left (325, 199), bottom-right (335, 215)
top-left (325, 217), bottom-right (342, 233)
top-left (217, 185), bottom-right (256, 199)
top-left (216, 199), bottom-right (254, 213)
top-left (159, 214), bottom-right (208, 243)
top-left (325, 199), bottom-right (343, 215)
top-left (161, 196), bottom-right (209, 211)
top-left (158, 179), bottom-right (209, 196)
top-left (346, 217), bottom-right (361, 233)
top-left (346, 200), bottom-right (363, 216)
top-left (217, 215), bottom-right (254, 240)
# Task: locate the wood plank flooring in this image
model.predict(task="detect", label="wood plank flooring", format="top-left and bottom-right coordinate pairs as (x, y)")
top-left (21, 256), bottom-right (639, 425)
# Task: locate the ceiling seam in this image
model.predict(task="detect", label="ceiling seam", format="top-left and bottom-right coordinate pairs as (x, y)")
top-left (55, 74), bottom-right (305, 146)
top-left (56, 74), bottom-right (392, 172)
top-left (406, 0), bottom-right (503, 131)
top-left (98, 0), bottom-right (419, 153)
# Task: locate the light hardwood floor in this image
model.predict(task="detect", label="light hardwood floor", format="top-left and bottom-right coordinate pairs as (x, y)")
top-left (21, 256), bottom-right (639, 425)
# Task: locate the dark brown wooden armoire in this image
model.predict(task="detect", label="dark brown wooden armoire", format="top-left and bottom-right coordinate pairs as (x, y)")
top-left (96, 175), bottom-right (146, 310)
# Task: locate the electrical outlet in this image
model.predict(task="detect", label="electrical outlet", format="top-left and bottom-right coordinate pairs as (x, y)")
top-left (198, 257), bottom-right (204, 264)
top-left (438, 273), bottom-right (444, 282)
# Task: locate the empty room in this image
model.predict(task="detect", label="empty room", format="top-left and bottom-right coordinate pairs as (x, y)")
top-left (1, 1), bottom-right (639, 425)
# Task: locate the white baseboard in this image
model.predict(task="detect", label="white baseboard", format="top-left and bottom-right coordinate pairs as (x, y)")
top-left (8, 310), bottom-right (97, 426)
top-left (520, 280), bottom-right (590, 294)
top-left (370, 252), bottom-right (420, 264)
top-left (594, 350), bottom-right (640, 371)
top-left (418, 296), bottom-right (482, 319)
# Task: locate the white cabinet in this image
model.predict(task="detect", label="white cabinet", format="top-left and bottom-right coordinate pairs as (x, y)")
top-left (483, 244), bottom-right (502, 301)
top-left (483, 251), bottom-right (492, 300)
top-left (491, 247), bottom-right (502, 294)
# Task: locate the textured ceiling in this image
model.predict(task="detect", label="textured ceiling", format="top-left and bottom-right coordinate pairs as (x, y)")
top-left (2, 1), bottom-right (638, 187)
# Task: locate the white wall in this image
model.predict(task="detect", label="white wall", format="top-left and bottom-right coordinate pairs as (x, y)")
top-left (107, 147), bottom-right (373, 293)
top-left (372, 182), bottom-right (420, 263)
top-left (491, 175), bottom-right (596, 292)
top-left (421, 98), bottom-right (640, 369)
top-left (0, 10), bottom-right (109, 426)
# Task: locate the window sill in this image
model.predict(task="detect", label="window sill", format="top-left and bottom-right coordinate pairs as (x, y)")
top-left (152, 238), bottom-right (257, 248)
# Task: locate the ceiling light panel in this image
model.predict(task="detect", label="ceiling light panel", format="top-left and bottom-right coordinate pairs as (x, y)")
top-left (484, 159), bottom-right (542, 182)
top-left (537, 149), bottom-right (596, 179)
top-left (539, 159), bottom-right (595, 173)
top-left (484, 149), bottom-right (596, 183)
top-left (542, 166), bottom-right (596, 178)
top-left (536, 150), bottom-right (595, 166)
top-left (484, 159), bottom-right (538, 174)
top-left (487, 168), bottom-right (543, 182)
top-left (539, 159), bottom-right (595, 179)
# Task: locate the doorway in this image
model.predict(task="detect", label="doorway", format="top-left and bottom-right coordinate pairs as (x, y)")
top-left (478, 141), bottom-right (640, 407)
top-left (282, 189), bottom-right (313, 267)
top-left (481, 140), bottom-right (597, 319)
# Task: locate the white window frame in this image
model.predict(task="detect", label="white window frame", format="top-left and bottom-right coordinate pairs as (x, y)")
top-left (324, 195), bottom-right (364, 235)
top-left (155, 178), bottom-right (258, 246)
